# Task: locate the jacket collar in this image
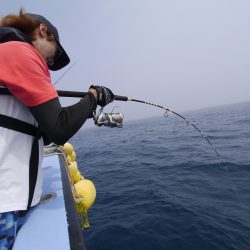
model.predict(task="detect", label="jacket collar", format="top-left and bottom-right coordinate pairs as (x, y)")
top-left (0, 27), bottom-right (33, 45)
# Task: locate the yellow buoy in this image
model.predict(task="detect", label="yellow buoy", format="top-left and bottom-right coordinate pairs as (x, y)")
top-left (71, 161), bottom-right (78, 169)
top-left (62, 143), bottom-right (74, 155)
top-left (68, 162), bottom-right (78, 177)
top-left (66, 155), bottom-right (72, 164)
top-left (74, 179), bottom-right (96, 210)
top-left (72, 171), bottom-right (81, 183)
top-left (70, 151), bottom-right (76, 162)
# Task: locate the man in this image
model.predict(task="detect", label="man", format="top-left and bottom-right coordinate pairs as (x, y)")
top-left (0, 9), bottom-right (114, 249)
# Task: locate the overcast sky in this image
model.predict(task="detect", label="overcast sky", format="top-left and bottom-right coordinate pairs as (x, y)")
top-left (1, 0), bottom-right (250, 122)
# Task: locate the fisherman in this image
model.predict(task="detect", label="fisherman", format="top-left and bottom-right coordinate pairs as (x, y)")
top-left (0, 9), bottom-right (114, 249)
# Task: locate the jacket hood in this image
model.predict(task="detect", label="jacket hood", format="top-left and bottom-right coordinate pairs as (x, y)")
top-left (0, 27), bottom-right (33, 44)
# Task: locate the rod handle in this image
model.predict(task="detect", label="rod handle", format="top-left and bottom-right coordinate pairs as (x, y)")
top-left (57, 90), bottom-right (87, 98)
top-left (114, 95), bottom-right (128, 101)
top-left (57, 90), bottom-right (129, 102)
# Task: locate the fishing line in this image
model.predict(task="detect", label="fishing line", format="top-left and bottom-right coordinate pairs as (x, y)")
top-left (53, 62), bottom-right (76, 86)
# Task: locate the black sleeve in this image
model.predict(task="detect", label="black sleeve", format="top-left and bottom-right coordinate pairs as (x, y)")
top-left (29, 93), bottom-right (97, 145)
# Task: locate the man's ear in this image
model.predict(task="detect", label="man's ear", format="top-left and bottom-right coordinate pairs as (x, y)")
top-left (39, 23), bottom-right (48, 38)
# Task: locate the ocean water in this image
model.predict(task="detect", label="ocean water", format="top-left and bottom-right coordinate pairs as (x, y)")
top-left (70, 101), bottom-right (250, 250)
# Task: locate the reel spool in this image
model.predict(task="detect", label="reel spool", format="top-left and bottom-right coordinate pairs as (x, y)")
top-left (93, 106), bottom-right (124, 128)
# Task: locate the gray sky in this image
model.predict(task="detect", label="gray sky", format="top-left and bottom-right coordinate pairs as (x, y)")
top-left (1, 0), bottom-right (250, 122)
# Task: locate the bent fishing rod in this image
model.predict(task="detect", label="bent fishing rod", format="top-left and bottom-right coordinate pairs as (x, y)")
top-left (55, 89), bottom-right (226, 168)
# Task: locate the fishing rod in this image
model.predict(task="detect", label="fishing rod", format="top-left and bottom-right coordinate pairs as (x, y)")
top-left (56, 89), bottom-right (226, 168)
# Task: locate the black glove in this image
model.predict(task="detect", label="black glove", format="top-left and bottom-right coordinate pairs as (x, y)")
top-left (89, 85), bottom-right (114, 107)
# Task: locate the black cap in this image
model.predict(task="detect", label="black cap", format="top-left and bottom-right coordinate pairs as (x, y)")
top-left (28, 13), bottom-right (70, 71)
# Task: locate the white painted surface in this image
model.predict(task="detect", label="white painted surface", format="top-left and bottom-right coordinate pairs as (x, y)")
top-left (13, 155), bottom-right (70, 250)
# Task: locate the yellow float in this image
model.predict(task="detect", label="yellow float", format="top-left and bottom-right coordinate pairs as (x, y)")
top-left (74, 179), bottom-right (96, 210)
top-left (62, 142), bottom-right (96, 229)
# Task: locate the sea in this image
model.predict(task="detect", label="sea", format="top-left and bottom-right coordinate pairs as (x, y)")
top-left (70, 101), bottom-right (250, 250)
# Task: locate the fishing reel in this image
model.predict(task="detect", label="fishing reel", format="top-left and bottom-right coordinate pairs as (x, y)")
top-left (93, 106), bottom-right (124, 128)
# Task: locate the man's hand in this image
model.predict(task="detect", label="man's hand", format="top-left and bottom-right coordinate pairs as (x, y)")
top-left (89, 85), bottom-right (114, 107)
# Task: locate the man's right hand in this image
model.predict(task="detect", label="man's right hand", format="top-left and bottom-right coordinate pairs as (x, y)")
top-left (89, 85), bottom-right (114, 107)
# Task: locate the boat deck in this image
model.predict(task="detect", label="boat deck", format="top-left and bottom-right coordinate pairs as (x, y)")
top-left (13, 153), bottom-right (86, 250)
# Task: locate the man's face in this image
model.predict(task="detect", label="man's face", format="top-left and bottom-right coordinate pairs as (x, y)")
top-left (33, 24), bottom-right (57, 66)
